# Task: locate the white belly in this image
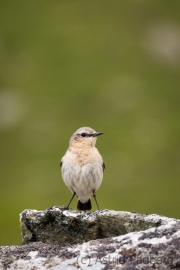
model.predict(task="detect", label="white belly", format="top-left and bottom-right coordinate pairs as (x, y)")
top-left (62, 161), bottom-right (103, 203)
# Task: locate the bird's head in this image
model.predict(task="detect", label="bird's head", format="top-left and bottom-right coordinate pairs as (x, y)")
top-left (69, 127), bottom-right (104, 148)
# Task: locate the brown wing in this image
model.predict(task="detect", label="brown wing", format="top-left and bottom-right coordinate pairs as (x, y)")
top-left (102, 162), bottom-right (105, 171)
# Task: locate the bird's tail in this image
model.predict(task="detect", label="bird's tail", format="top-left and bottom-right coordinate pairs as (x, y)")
top-left (77, 199), bottom-right (91, 211)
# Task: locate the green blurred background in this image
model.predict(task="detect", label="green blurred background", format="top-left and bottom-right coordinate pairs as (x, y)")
top-left (0, 1), bottom-right (180, 245)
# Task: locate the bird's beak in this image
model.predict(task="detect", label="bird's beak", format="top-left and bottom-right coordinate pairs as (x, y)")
top-left (93, 132), bottom-right (104, 137)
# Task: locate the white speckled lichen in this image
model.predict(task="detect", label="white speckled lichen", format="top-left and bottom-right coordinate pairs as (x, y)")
top-left (20, 206), bottom-right (176, 245)
top-left (1, 213), bottom-right (180, 269)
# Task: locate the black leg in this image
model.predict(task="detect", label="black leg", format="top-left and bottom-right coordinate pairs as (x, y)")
top-left (67, 193), bottom-right (76, 208)
top-left (93, 194), bottom-right (100, 210)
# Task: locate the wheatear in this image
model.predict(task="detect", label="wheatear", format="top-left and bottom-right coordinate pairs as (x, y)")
top-left (60, 127), bottom-right (105, 211)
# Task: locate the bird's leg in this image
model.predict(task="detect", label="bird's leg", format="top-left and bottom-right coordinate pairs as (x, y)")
top-left (67, 192), bottom-right (76, 208)
top-left (93, 194), bottom-right (100, 211)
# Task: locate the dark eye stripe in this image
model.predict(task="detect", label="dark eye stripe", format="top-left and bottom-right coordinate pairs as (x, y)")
top-left (77, 133), bottom-right (94, 137)
top-left (87, 134), bottom-right (94, 137)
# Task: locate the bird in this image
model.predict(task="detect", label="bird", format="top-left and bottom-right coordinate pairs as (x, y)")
top-left (60, 127), bottom-right (105, 211)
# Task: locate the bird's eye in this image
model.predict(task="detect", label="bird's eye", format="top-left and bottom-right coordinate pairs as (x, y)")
top-left (81, 133), bottom-right (86, 137)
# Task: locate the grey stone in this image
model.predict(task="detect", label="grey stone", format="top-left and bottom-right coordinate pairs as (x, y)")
top-left (0, 208), bottom-right (180, 269)
top-left (20, 206), bottom-right (173, 245)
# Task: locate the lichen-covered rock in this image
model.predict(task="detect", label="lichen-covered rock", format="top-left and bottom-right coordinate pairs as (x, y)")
top-left (20, 206), bottom-right (174, 245)
top-left (1, 217), bottom-right (180, 269)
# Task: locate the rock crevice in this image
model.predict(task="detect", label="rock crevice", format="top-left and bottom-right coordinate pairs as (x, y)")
top-left (20, 207), bottom-right (172, 245)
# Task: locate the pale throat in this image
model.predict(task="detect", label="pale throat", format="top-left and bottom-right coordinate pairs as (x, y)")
top-left (70, 138), bottom-right (97, 149)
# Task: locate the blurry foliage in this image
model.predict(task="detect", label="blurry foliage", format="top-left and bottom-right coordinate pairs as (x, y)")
top-left (0, 1), bottom-right (180, 245)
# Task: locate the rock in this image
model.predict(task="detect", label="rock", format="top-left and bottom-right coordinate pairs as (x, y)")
top-left (0, 207), bottom-right (180, 269)
top-left (0, 211), bottom-right (180, 269)
top-left (20, 206), bottom-right (173, 245)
